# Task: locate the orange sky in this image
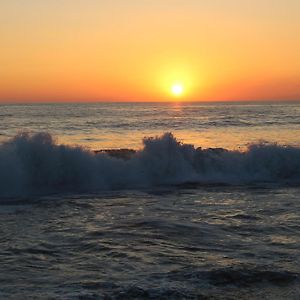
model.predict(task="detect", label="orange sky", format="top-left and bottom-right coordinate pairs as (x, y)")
top-left (0, 0), bottom-right (299, 102)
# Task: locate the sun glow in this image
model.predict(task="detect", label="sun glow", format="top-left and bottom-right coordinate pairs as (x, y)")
top-left (171, 84), bottom-right (184, 97)
top-left (157, 63), bottom-right (197, 101)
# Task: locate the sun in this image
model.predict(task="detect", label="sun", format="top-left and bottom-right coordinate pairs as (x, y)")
top-left (171, 84), bottom-right (184, 97)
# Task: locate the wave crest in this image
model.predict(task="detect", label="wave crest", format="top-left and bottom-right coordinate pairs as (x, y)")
top-left (1, 132), bottom-right (300, 198)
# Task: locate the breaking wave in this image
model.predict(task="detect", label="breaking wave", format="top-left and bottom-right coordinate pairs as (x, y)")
top-left (1, 132), bottom-right (300, 198)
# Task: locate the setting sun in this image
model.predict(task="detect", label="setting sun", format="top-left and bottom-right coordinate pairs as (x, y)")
top-left (171, 84), bottom-right (184, 97)
top-left (1, 1), bottom-right (300, 298)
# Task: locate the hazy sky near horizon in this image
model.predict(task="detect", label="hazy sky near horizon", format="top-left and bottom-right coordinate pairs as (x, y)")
top-left (0, 0), bottom-right (299, 102)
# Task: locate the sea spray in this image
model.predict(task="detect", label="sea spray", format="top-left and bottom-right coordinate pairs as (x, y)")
top-left (1, 132), bottom-right (300, 198)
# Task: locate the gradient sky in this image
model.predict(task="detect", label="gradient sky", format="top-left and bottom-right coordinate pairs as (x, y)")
top-left (1, 0), bottom-right (299, 102)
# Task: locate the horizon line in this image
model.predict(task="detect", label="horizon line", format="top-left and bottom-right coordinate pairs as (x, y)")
top-left (1, 99), bottom-right (300, 105)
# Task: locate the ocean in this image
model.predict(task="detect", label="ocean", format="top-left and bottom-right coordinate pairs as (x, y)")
top-left (0, 102), bottom-right (300, 299)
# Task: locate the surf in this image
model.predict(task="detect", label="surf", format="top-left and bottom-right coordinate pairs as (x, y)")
top-left (1, 132), bottom-right (300, 198)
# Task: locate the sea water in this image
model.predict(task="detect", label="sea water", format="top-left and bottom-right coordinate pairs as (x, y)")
top-left (2, 102), bottom-right (300, 150)
top-left (0, 102), bottom-right (299, 299)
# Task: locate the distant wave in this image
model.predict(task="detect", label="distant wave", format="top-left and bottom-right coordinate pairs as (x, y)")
top-left (1, 132), bottom-right (300, 198)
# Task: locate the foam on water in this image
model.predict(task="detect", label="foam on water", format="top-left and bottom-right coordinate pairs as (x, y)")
top-left (1, 132), bottom-right (300, 198)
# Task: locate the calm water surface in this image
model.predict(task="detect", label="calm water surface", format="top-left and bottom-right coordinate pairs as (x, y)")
top-left (1, 102), bottom-right (300, 149)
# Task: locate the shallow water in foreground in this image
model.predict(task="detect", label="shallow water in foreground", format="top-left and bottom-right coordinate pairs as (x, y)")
top-left (1, 102), bottom-right (300, 298)
top-left (1, 187), bottom-right (299, 299)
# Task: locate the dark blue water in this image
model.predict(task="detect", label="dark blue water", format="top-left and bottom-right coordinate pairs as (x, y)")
top-left (1, 188), bottom-right (299, 299)
top-left (1, 102), bottom-right (300, 299)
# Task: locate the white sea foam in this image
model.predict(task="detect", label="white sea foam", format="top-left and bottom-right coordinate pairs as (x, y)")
top-left (1, 132), bottom-right (300, 198)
